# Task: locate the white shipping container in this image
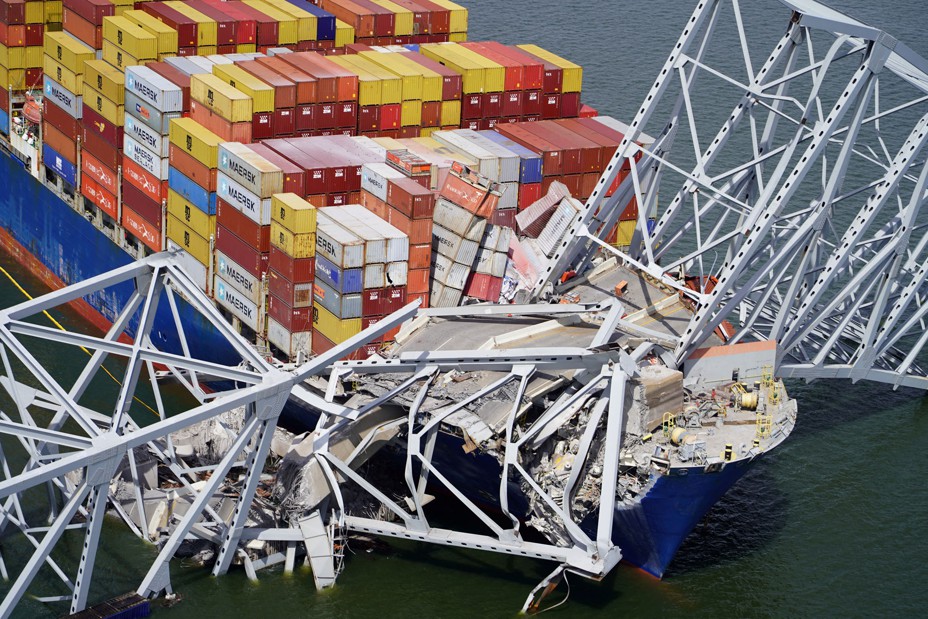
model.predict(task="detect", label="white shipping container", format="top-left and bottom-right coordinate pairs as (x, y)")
top-left (163, 56), bottom-right (204, 76)
top-left (124, 113), bottom-right (168, 157)
top-left (125, 90), bottom-right (180, 135)
top-left (267, 317), bottom-right (312, 361)
top-left (432, 253), bottom-right (470, 290)
top-left (319, 208), bottom-right (385, 264)
top-left (481, 225), bottom-right (512, 253)
top-left (351, 135), bottom-right (387, 159)
top-left (315, 219), bottom-right (365, 269)
top-left (341, 204), bottom-right (409, 262)
top-left (216, 250), bottom-right (264, 305)
top-left (43, 77), bottom-right (82, 119)
top-left (167, 240), bottom-right (209, 291)
top-left (433, 198), bottom-right (486, 242)
top-left (361, 162), bottom-right (405, 203)
top-left (217, 172), bottom-right (272, 226)
top-left (432, 130), bottom-right (499, 181)
top-left (456, 129), bottom-right (521, 183)
top-left (498, 182), bottom-right (518, 210)
top-left (363, 262), bottom-right (385, 290)
top-left (186, 56), bottom-right (215, 73)
top-left (314, 278), bottom-right (362, 319)
top-left (384, 261), bottom-right (408, 287)
top-left (474, 248), bottom-right (508, 278)
top-left (432, 224), bottom-right (479, 266)
top-left (125, 65), bottom-right (184, 113)
top-left (215, 276), bottom-right (260, 331)
top-left (218, 142), bottom-right (284, 198)
top-left (430, 280), bottom-right (463, 308)
top-left (538, 198), bottom-right (582, 257)
top-left (124, 135), bottom-right (169, 180)
top-left (206, 55), bottom-right (235, 65)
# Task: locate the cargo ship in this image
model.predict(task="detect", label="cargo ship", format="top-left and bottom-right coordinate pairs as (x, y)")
top-left (0, 0), bottom-right (796, 582)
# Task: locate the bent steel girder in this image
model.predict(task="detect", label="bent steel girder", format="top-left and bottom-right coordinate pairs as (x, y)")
top-left (541, 0), bottom-right (928, 389)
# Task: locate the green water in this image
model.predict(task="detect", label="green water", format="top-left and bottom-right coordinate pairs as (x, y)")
top-left (2, 0), bottom-right (928, 616)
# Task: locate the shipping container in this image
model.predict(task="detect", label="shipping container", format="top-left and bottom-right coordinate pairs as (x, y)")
top-left (217, 197), bottom-right (270, 252)
top-left (168, 116), bottom-right (223, 167)
top-left (125, 65), bottom-right (185, 114)
top-left (170, 144), bottom-right (218, 192)
top-left (313, 277), bottom-right (362, 319)
top-left (123, 9), bottom-right (180, 56)
top-left (190, 72), bottom-right (254, 123)
top-left (270, 245), bottom-right (315, 282)
top-left (123, 205), bottom-right (164, 252)
top-left (217, 172), bottom-right (271, 225)
top-left (124, 134), bottom-right (169, 179)
top-left (215, 276), bottom-right (261, 331)
top-left (215, 222), bottom-right (270, 278)
top-left (216, 249), bottom-right (264, 305)
top-left (169, 166), bottom-right (217, 214)
top-left (167, 213), bottom-right (212, 265)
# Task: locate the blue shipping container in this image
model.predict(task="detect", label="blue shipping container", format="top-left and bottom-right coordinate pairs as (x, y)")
top-left (169, 167), bottom-right (216, 215)
top-left (286, 0), bottom-right (336, 40)
top-left (42, 143), bottom-right (77, 186)
top-left (478, 130), bottom-right (543, 184)
top-left (0, 109), bottom-right (8, 136)
top-left (315, 254), bottom-right (363, 294)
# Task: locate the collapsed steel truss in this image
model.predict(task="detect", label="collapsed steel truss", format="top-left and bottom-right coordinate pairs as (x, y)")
top-left (539, 0), bottom-right (928, 389)
top-left (0, 253), bottom-right (640, 616)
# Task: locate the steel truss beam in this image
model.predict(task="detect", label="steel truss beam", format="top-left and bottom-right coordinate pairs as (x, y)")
top-left (537, 0), bottom-right (928, 390)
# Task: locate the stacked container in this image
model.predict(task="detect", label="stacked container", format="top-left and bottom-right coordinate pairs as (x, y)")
top-left (477, 129), bottom-right (543, 212)
top-left (459, 41), bottom-right (543, 125)
top-left (41, 31), bottom-right (94, 186)
top-left (167, 116), bottom-right (223, 291)
top-left (328, 52), bottom-right (402, 137)
top-left (399, 48), bottom-right (462, 129)
top-left (419, 42), bottom-right (505, 131)
top-left (189, 71), bottom-right (254, 143)
top-left (80, 58), bottom-right (124, 224)
top-left (266, 191), bottom-right (316, 359)
top-left (273, 51), bottom-right (359, 136)
top-left (465, 224), bottom-right (510, 302)
top-left (0, 0), bottom-right (46, 105)
top-left (516, 44), bottom-right (583, 119)
top-left (62, 0), bottom-right (113, 50)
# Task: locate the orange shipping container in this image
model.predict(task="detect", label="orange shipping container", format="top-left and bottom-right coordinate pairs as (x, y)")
top-left (81, 151), bottom-right (118, 196)
top-left (190, 100), bottom-right (253, 144)
top-left (81, 177), bottom-right (118, 220)
top-left (169, 144), bottom-right (218, 192)
top-left (123, 205), bottom-right (164, 252)
top-left (124, 157), bottom-right (169, 203)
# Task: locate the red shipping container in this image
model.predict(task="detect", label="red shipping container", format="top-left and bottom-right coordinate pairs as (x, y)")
top-left (252, 111), bottom-right (275, 140)
top-left (336, 101), bottom-right (357, 128)
top-left (43, 98), bottom-right (80, 139)
top-left (483, 92), bottom-right (502, 118)
top-left (296, 103), bottom-right (317, 131)
top-left (24, 23), bottom-right (42, 46)
top-left (461, 93), bottom-right (482, 120)
top-left (579, 104), bottom-right (598, 118)
top-left (512, 46), bottom-right (562, 94)
top-left (82, 128), bottom-right (119, 171)
top-left (357, 105), bottom-right (379, 132)
top-left (327, 192), bottom-right (348, 206)
top-left (523, 90), bottom-right (542, 117)
top-left (82, 105), bottom-right (122, 148)
top-left (269, 245), bottom-right (315, 283)
top-left (263, 138), bottom-right (331, 195)
top-left (464, 273), bottom-right (503, 302)
top-left (319, 0), bottom-right (376, 38)
top-left (186, 0), bottom-right (237, 46)
top-left (386, 176), bottom-right (435, 219)
top-left (81, 176), bottom-right (118, 220)
top-left (190, 100), bottom-right (252, 143)
top-left (316, 102), bottom-right (337, 129)
top-left (390, 0), bottom-right (431, 35)
top-left (82, 151), bottom-right (118, 195)
top-left (380, 103), bottom-right (401, 129)
top-left (217, 197), bottom-right (271, 252)
top-left (123, 205), bottom-right (163, 252)
top-left (203, 0), bottom-right (257, 44)
top-left (360, 189), bottom-right (388, 219)
top-left (439, 172), bottom-right (499, 218)
top-left (310, 328), bottom-right (378, 361)
top-left (269, 294), bottom-right (311, 332)
top-left (246, 142), bottom-right (307, 196)
top-left (398, 126), bottom-right (419, 139)
top-left (0, 0), bottom-right (25, 24)
top-left (481, 42), bottom-right (543, 90)
top-left (0, 23), bottom-right (24, 47)
top-left (138, 2), bottom-right (198, 47)
top-left (362, 288), bottom-right (385, 317)
top-left (414, 0), bottom-right (448, 33)
top-left (299, 52), bottom-right (359, 102)
top-left (215, 223), bottom-right (269, 280)
top-left (169, 144), bottom-right (217, 192)
top-left (501, 91), bottom-right (523, 118)
top-left (541, 93), bottom-right (561, 120)
top-left (275, 108), bottom-right (295, 136)
top-left (496, 123), bottom-right (561, 176)
top-left (275, 53), bottom-right (336, 102)
top-left (63, 0), bottom-right (113, 25)
top-left (489, 208), bottom-right (516, 228)
top-left (560, 92), bottom-right (580, 118)
top-left (283, 137), bottom-right (349, 192)
top-left (256, 56), bottom-right (317, 104)
top-left (121, 179), bottom-right (163, 228)
top-left (382, 286), bottom-right (407, 313)
top-left (421, 100), bottom-right (440, 127)
top-left (124, 156), bottom-right (168, 203)
top-left (462, 41), bottom-right (524, 91)
top-left (407, 291), bottom-right (429, 309)
top-left (268, 269), bottom-right (313, 308)
top-left (408, 244), bottom-right (431, 270)
top-left (387, 208), bottom-right (432, 245)
top-left (517, 182), bottom-right (542, 211)
top-left (407, 267), bottom-right (429, 294)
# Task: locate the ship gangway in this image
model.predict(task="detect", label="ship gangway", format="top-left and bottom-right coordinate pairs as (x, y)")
top-left (2, 0), bottom-right (928, 616)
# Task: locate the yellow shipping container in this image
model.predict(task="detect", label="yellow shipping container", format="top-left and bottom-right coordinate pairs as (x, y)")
top-left (25, 45), bottom-right (42, 68)
top-left (0, 44), bottom-right (24, 69)
top-left (44, 32), bottom-right (95, 75)
top-left (167, 215), bottom-right (212, 266)
top-left (332, 55), bottom-right (401, 105)
top-left (24, 1), bottom-right (43, 24)
top-left (335, 19), bottom-right (354, 48)
top-left (243, 1), bottom-right (298, 45)
top-left (271, 194), bottom-right (317, 234)
top-left (102, 39), bottom-right (142, 72)
top-left (211, 64), bottom-right (275, 113)
top-left (164, 1), bottom-right (218, 47)
top-left (169, 117), bottom-right (223, 168)
top-left (329, 58), bottom-right (380, 107)
top-left (440, 99), bottom-right (461, 126)
top-left (190, 73), bottom-right (253, 123)
top-left (400, 99), bottom-right (421, 127)
top-left (614, 219), bottom-right (636, 247)
top-left (83, 59), bottom-right (125, 105)
top-left (45, 2), bottom-right (64, 23)
top-left (2, 68), bottom-right (27, 90)
top-left (517, 44), bottom-right (583, 93)
top-left (369, 0), bottom-right (412, 36)
top-left (452, 44), bottom-right (504, 92)
top-left (102, 16), bottom-right (158, 60)
top-left (359, 51), bottom-right (422, 101)
top-left (236, 44), bottom-right (258, 54)
top-left (199, 45), bottom-right (218, 56)
top-left (429, 0), bottom-right (468, 34)
top-left (448, 32), bottom-right (467, 42)
top-left (271, 221), bottom-right (315, 258)
top-left (420, 43), bottom-right (484, 94)
top-left (123, 10), bottom-right (179, 56)
top-left (420, 126), bottom-right (438, 138)
top-left (168, 189), bottom-right (216, 241)
top-left (83, 83), bottom-right (125, 127)
top-left (43, 54), bottom-right (82, 94)
top-left (313, 302), bottom-right (361, 343)
top-left (261, 0), bottom-right (317, 41)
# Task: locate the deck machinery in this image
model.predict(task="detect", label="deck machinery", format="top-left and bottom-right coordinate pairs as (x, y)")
top-left (2, 0), bottom-right (928, 615)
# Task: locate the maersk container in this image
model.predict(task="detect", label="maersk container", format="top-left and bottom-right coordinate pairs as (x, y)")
top-left (217, 172), bottom-right (271, 225)
top-left (385, 261), bottom-right (408, 287)
top-left (219, 142), bottom-right (285, 198)
top-left (432, 252), bottom-right (470, 290)
top-left (433, 197), bottom-right (486, 242)
top-left (361, 161), bottom-right (405, 203)
top-left (537, 197), bottom-right (581, 257)
top-left (216, 250), bottom-right (265, 305)
top-left (456, 129), bottom-right (520, 183)
top-left (314, 278), bottom-right (362, 320)
top-left (321, 206), bottom-right (387, 264)
top-left (126, 66), bottom-right (185, 114)
top-left (474, 247), bottom-right (508, 277)
top-left (124, 113), bottom-right (169, 157)
top-left (362, 262), bottom-right (385, 290)
top-left (215, 276), bottom-right (261, 331)
top-left (170, 166), bottom-right (217, 214)
top-left (432, 223), bottom-right (479, 266)
top-left (316, 218), bottom-right (365, 269)
top-left (44, 76), bottom-right (82, 119)
top-left (125, 91), bottom-right (181, 136)
top-left (429, 280), bottom-right (462, 308)
top-left (125, 134), bottom-right (169, 180)
top-left (341, 204), bottom-right (410, 262)
top-left (482, 223), bottom-right (513, 253)
top-left (315, 254), bottom-right (363, 295)
top-left (42, 143), bottom-right (77, 185)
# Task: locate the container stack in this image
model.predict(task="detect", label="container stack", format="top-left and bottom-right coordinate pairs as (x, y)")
top-left (477, 129), bottom-right (543, 211)
top-left (166, 116), bottom-right (223, 291)
top-left (458, 41), bottom-right (542, 125)
top-left (189, 71), bottom-right (254, 143)
top-left (266, 192), bottom-right (316, 359)
top-left (420, 42), bottom-right (505, 132)
top-left (63, 0), bottom-right (112, 51)
top-left (0, 0), bottom-right (47, 119)
top-left (430, 162), bottom-right (500, 307)
top-left (41, 31), bottom-right (94, 186)
top-left (464, 224), bottom-right (511, 302)
top-left (318, 0), bottom-right (467, 46)
top-left (327, 52), bottom-right (400, 137)
top-left (399, 48), bottom-right (462, 131)
top-left (233, 58), bottom-right (296, 139)
top-left (515, 44), bottom-right (582, 119)
top-left (80, 58), bottom-right (124, 224)
top-left (272, 51), bottom-right (359, 136)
